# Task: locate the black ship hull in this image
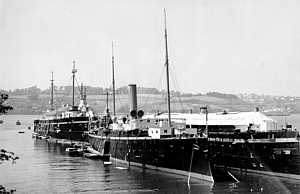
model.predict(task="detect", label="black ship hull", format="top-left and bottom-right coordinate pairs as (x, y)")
top-left (89, 134), bottom-right (214, 182)
top-left (209, 131), bottom-right (300, 180)
top-left (34, 116), bottom-right (99, 142)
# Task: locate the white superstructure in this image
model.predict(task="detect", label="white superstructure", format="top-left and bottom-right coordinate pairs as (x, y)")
top-left (145, 111), bottom-right (278, 132)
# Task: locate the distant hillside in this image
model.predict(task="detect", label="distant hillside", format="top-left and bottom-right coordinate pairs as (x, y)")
top-left (7, 92), bottom-right (254, 115)
top-left (4, 85), bottom-right (300, 114)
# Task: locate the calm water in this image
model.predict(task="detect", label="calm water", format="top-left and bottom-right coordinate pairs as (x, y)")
top-left (1, 115), bottom-right (300, 194)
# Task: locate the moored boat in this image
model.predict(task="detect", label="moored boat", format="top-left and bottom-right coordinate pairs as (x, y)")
top-left (89, 84), bottom-right (214, 182)
top-left (83, 152), bottom-right (100, 159)
top-left (88, 11), bottom-right (214, 183)
top-left (65, 147), bottom-right (83, 156)
top-left (32, 132), bottom-right (39, 138)
top-left (33, 64), bottom-right (100, 142)
top-left (16, 120), bottom-right (21, 125)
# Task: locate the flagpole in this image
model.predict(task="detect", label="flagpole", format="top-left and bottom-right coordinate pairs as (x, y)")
top-left (188, 148), bottom-right (194, 185)
top-left (205, 105), bottom-right (208, 135)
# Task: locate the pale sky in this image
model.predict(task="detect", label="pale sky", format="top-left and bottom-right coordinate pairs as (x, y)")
top-left (1, 0), bottom-right (300, 96)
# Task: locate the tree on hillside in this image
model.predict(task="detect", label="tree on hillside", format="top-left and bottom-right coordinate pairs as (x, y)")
top-left (207, 92), bottom-right (238, 100)
top-left (28, 86), bottom-right (41, 94)
top-left (0, 94), bottom-right (13, 114)
top-left (116, 86), bottom-right (129, 94)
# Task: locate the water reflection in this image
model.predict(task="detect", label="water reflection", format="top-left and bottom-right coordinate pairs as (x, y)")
top-left (33, 138), bottom-right (214, 193)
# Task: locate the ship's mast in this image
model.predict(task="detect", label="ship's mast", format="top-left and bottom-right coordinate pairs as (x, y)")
top-left (80, 83), bottom-right (83, 100)
top-left (50, 71), bottom-right (54, 111)
top-left (112, 42), bottom-right (116, 117)
top-left (164, 9), bottom-right (171, 127)
top-left (106, 91), bottom-right (109, 128)
top-left (72, 61), bottom-right (77, 107)
top-left (106, 92), bottom-right (109, 113)
top-left (84, 87), bottom-right (87, 105)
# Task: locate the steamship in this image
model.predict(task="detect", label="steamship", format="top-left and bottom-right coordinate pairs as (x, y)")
top-left (89, 84), bottom-right (213, 182)
top-left (33, 63), bottom-right (100, 142)
top-left (88, 12), bottom-right (214, 182)
top-left (152, 108), bottom-right (300, 180)
top-left (207, 112), bottom-right (300, 180)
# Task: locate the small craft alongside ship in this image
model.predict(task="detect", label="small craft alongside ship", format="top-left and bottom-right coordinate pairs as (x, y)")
top-left (83, 147), bottom-right (101, 159)
top-left (33, 64), bottom-right (100, 142)
top-left (65, 147), bottom-right (83, 156)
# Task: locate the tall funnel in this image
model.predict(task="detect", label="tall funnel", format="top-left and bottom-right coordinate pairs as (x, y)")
top-left (129, 84), bottom-right (137, 119)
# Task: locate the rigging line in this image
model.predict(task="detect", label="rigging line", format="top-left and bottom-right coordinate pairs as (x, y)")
top-left (143, 66), bottom-right (165, 113)
top-left (143, 19), bottom-right (165, 114)
top-left (169, 65), bottom-right (191, 108)
top-left (52, 84), bottom-right (61, 106)
top-left (169, 68), bottom-right (185, 112)
top-left (115, 90), bottom-right (126, 115)
top-left (60, 75), bottom-right (74, 105)
top-left (164, 35), bottom-right (193, 112)
top-left (54, 85), bottom-right (62, 107)
top-left (143, 72), bottom-right (159, 112)
top-left (241, 142), bottom-right (275, 173)
top-left (96, 92), bottom-right (108, 114)
top-left (146, 18), bottom-right (165, 95)
top-left (96, 93), bottom-right (105, 114)
top-left (152, 72), bottom-right (164, 112)
top-left (168, 35), bottom-right (192, 95)
top-left (113, 81), bottom-right (128, 115)
top-left (39, 86), bottom-right (49, 119)
top-left (75, 77), bottom-right (82, 102)
top-left (169, 68), bottom-right (179, 112)
top-left (100, 96), bottom-right (108, 114)
top-left (150, 66), bottom-right (165, 114)
top-left (150, 89), bottom-right (161, 114)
